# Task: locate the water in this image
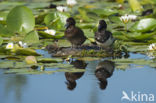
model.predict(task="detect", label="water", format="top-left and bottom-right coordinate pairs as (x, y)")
top-left (0, 52), bottom-right (156, 103)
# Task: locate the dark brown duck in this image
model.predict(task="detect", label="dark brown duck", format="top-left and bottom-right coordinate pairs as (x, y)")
top-left (94, 20), bottom-right (115, 49)
top-left (64, 17), bottom-right (86, 48)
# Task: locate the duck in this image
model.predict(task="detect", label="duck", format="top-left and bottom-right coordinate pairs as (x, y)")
top-left (64, 17), bottom-right (87, 48)
top-left (94, 20), bottom-right (115, 49)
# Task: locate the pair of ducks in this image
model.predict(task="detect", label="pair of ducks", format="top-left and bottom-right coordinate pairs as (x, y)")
top-left (64, 17), bottom-right (115, 49)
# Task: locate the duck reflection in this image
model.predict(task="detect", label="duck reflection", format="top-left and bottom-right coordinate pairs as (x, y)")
top-left (65, 60), bottom-right (87, 90)
top-left (95, 60), bottom-right (115, 90)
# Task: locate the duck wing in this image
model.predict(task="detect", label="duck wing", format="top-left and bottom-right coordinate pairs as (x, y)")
top-left (94, 31), bottom-right (110, 43)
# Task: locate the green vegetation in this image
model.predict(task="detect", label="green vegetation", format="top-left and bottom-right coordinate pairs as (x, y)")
top-left (0, 0), bottom-right (156, 74)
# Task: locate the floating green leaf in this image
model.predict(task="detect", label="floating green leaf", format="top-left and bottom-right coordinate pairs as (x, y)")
top-left (0, 47), bottom-right (11, 55)
top-left (37, 58), bottom-right (62, 63)
top-left (44, 12), bottom-right (69, 29)
top-left (88, 8), bottom-right (118, 17)
top-left (24, 30), bottom-right (39, 44)
top-left (124, 31), bottom-right (156, 41)
top-left (38, 31), bottom-right (64, 39)
top-left (130, 18), bottom-right (156, 32)
top-left (0, 36), bottom-right (3, 46)
top-left (113, 58), bottom-right (156, 69)
top-left (0, 24), bottom-right (13, 36)
top-left (0, 61), bottom-right (28, 69)
top-left (44, 13), bottom-right (55, 26)
top-left (15, 48), bottom-right (40, 56)
top-left (6, 6), bottom-right (35, 34)
top-left (128, 0), bottom-right (142, 12)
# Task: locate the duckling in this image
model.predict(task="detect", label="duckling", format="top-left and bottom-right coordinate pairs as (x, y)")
top-left (64, 17), bottom-right (87, 48)
top-left (94, 20), bottom-right (115, 49)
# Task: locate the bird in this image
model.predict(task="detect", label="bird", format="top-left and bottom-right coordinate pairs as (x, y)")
top-left (94, 20), bottom-right (115, 49)
top-left (64, 17), bottom-right (87, 48)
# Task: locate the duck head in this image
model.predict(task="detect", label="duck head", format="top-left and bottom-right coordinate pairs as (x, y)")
top-left (65, 17), bottom-right (76, 29)
top-left (98, 20), bottom-right (107, 31)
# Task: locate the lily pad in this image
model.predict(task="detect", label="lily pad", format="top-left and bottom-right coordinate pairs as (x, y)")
top-left (37, 58), bottom-right (62, 63)
top-left (0, 47), bottom-right (11, 55)
top-left (113, 58), bottom-right (156, 70)
top-left (88, 8), bottom-right (118, 17)
top-left (0, 61), bottom-right (28, 69)
top-left (124, 31), bottom-right (156, 41)
top-left (14, 48), bottom-right (40, 56)
top-left (0, 36), bottom-right (3, 46)
top-left (6, 6), bottom-right (35, 34)
top-left (44, 12), bottom-right (69, 29)
top-left (128, 0), bottom-right (142, 12)
top-left (24, 30), bottom-right (39, 44)
top-left (130, 18), bottom-right (156, 32)
top-left (38, 31), bottom-right (64, 39)
top-left (0, 24), bottom-right (13, 36)
top-left (4, 68), bottom-right (55, 75)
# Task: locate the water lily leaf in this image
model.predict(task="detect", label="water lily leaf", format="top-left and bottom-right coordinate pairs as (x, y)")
top-left (37, 58), bottom-right (62, 63)
top-left (24, 30), bottom-right (39, 44)
top-left (88, 8), bottom-right (118, 17)
top-left (128, 0), bottom-right (142, 12)
top-left (116, 0), bottom-right (124, 3)
top-left (44, 12), bottom-right (55, 26)
top-left (125, 31), bottom-right (156, 41)
top-left (78, 7), bottom-right (90, 20)
top-left (78, 23), bottom-right (96, 29)
top-left (0, 36), bottom-right (3, 46)
top-left (113, 58), bottom-right (156, 69)
top-left (15, 48), bottom-right (40, 56)
top-left (6, 6), bottom-right (35, 34)
top-left (55, 12), bottom-right (70, 25)
top-left (5, 69), bottom-right (55, 75)
top-left (0, 47), bottom-right (11, 55)
top-left (130, 18), bottom-right (156, 32)
top-left (0, 24), bottom-right (13, 36)
top-left (0, 61), bottom-right (29, 69)
top-left (127, 45), bottom-right (148, 52)
top-left (44, 12), bottom-right (69, 29)
top-left (38, 31), bottom-right (64, 39)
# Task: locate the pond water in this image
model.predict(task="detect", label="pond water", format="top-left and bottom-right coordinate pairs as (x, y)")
top-left (0, 0), bottom-right (156, 102)
top-left (0, 51), bottom-right (156, 103)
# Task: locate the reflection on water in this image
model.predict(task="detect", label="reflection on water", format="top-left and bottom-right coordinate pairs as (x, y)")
top-left (95, 60), bottom-right (115, 90)
top-left (1, 54), bottom-right (156, 103)
top-left (65, 60), bottom-right (87, 90)
top-left (64, 59), bottom-right (115, 91)
top-left (3, 75), bottom-right (27, 103)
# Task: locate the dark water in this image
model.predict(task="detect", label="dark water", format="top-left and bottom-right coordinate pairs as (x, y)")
top-left (0, 52), bottom-right (156, 103)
